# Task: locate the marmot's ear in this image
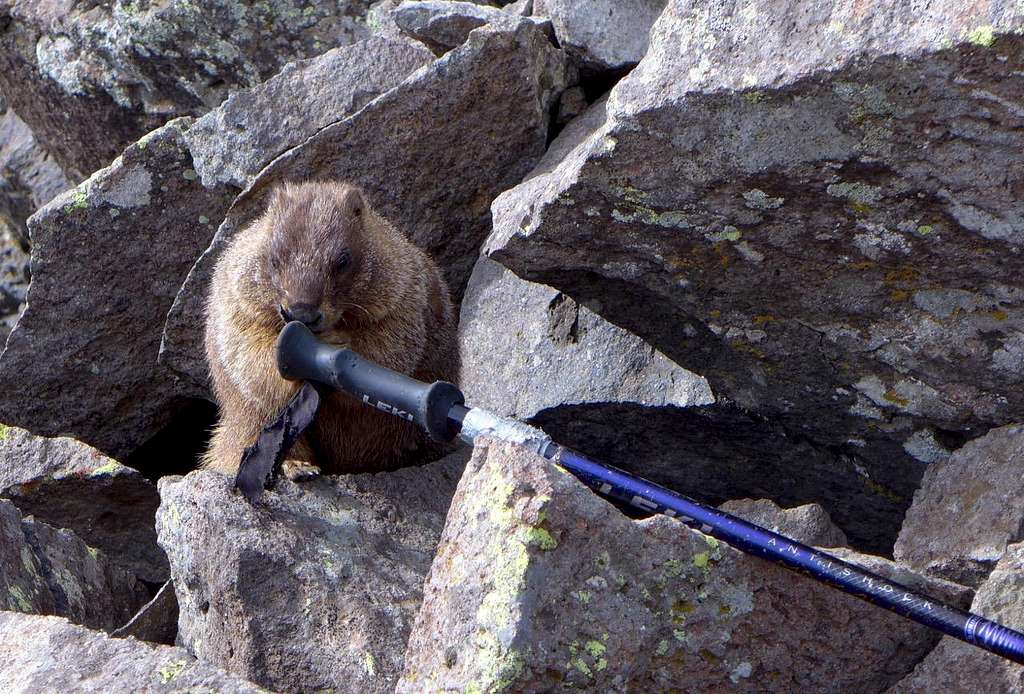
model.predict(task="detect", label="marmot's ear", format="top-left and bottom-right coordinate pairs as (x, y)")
top-left (338, 185), bottom-right (365, 220)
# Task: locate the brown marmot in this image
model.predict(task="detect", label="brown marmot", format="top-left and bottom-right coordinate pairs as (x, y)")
top-left (202, 180), bottom-right (459, 479)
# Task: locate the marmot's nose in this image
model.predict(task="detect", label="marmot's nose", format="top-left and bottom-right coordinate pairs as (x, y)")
top-left (280, 303), bottom-right (324, 332)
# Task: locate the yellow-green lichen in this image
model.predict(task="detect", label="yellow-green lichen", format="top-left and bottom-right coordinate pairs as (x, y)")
top-left (967, 26), bottom-right (996, 47)
top-left (574, 590), bottom-right (592, 604)
top-left (524, 527), bottom-right (557, 551)
top-left (662, 559), bottom-right (683, 578)
top-left (8, 585), bottom-right (33, 612)
top-left (182, 169), bottom-right (198, 181)
top-left (916, 225), bottom-right (934, 235)
top-left (584, 641), bottom-right (606, 659)
top-left (655, 640), bottom-right (670, 656)
top-left (65, 190), bottom-right (89, 213)
top-left (692, 553), bottom-right (709, 568)
top-left (0, 423), bottom-right (8, 440)
top-left (158, 660), bottom-right (187, 683)
top-left (363, 651), bottom-right (377, 676)
top-left (89, 461), bottom-right (121, 477)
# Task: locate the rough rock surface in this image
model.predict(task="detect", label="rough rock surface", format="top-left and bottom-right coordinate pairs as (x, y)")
top-left (533, 0), bottom-right (667, 72)
top-left (0, 119), bottom-right (236, 457)
top-left (164, 16), bottom-right (571, 391)
top-left (394, 0), bottom-right (552, 53)
top-left (0, 231), bottom-right (29, 344)
top-left (157, 450), bottom-right (468, 693)
top-left (0, 104), bottom-right (70, 249)
top-left (719, 498), bottom-right (849, 548)
top-left (895, 423), bottom-right (1024, 587)
top-left (487, 0), bottom-right (1024, 550)
top-left (399, 438), bottom-right (970, 693)
top-left (183, 36), bottom-right (434, 190)
top-left (394, 0), bottom-right (504, 52)
top-left (111, 581), bottom-right (179, 646)
top-left (0, 612), bottom-right (265, 693)
top-left (458, 256), bottom-right (714, 419)
top-left (0, 499), bottom-right (149, 631)
top-left (0, 0), bottom-right (374, 179)
top-left (0, 425), bottom-right (167, 584)
top-left (890, 541), bottom-right (1024, 693)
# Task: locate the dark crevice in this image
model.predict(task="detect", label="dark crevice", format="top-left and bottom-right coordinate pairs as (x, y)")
top-left (125, 398), bottom-right (217, 481)
top-left (529, 401), bottom-right (908, 555)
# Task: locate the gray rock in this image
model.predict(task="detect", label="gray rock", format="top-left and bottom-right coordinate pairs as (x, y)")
top-left (164, 17), bottom-right (571, 392)
top-left (0, 425), bottom-right (168, 584)
top-left (156, 450), bottom-right (468, 693)
top-left (486, 1), bottom-right (1024, 550)
top-left (533, 0), bottom-right (667, 72)
top-left (0, 119), bottom-right (236, 458)
top-left (0, 230), bottom-right (29, 345)
top-left (393, 0), bottom-right (552, 53)
top-left (719, 498), bottom-right (849, 548)
top-left (0, 0), bottom-right (375, 179)
top-left (895, 423), bottom-right (1024, 587)
top-left (183, 37), bottom-right (434, 190)
top-left (394, 0), bottom-right (502, 52)
top-left (889, 541), bottom-right (1024, 693)
top-left (458, 255), bottom-right (713, 417)
top-left (0, 105), bottom-right (70, 249)
top-left (111, 581), bottom-right (179, 646)
top-left (0, 612), bottom-right (266, 693)
top-left (0, 499), bottom-right (149, 631)
top-left (400, 438), bottom-right (969, 692)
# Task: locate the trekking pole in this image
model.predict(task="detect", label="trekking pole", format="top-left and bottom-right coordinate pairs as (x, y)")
top-left (270, 320), bottom-right (1024, 666)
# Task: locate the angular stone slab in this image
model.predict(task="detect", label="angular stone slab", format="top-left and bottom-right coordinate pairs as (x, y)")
top-left (719, 498), bottom-right (849, 548)
top-left (156, 450), bottom-right (467, 692)
top-left (111, 581), bottom-right (179, 646)
top-left (486, 1), bottom-right (1024, 549)
top-left (0, 104), bottom-right (70, 249)
top-left (458, 256), bottom-right (714, 419)
top-left (0, 0), bottom-right (374, 179)
top-left (0, 499), bottom-right (149, 631)
top-left (183, 37), bottom-right (434, 190)
top-left (164, 17), bottom-right (571, 392)
top-left (895, 423), bottom-right (1024, 587)
top-left (0, 612), bottom-right (266, 693)
top-left (0, 119), bottom-right (236, 457)
top-left (533, 0), bottom-right (667, 72)
top-left (0, 425), bottom-right (167, 584)
top-left (400, 438), bottom-right (970, 693)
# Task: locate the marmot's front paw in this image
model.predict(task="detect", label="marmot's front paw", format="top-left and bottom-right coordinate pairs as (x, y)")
top-left (282, 459), bottom-right (321, 482)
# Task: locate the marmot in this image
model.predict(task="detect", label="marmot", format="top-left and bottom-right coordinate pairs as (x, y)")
top-left (202, 180), bottom-right (459, 479)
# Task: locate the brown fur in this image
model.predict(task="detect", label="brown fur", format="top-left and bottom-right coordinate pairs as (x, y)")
top-left (202, 180), bottom-right (459, 475)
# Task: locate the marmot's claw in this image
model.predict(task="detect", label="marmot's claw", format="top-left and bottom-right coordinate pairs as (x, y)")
top-left (282, 459), bottom-right (321, 482)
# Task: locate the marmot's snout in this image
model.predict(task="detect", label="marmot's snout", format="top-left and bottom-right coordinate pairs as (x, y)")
top-left (279, 303), bottom-right (324, 332)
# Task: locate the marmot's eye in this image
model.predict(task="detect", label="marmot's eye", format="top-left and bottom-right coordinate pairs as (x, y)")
top-left (269, 256), bottom-right (282, 272)
top-left (336, 251), bottom-right (352, 270)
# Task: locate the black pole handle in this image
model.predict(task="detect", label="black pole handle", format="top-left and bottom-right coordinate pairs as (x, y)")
top-left (275, 321), bottom-right (464, 442)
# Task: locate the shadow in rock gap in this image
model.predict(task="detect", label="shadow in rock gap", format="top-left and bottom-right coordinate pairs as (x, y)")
top-left (126, 398), bottom-right (218, 482)
top-left (529, 402), bottom-right (913, 557)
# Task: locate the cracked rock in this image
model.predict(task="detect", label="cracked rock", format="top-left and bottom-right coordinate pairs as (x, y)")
top-left (399, 438), bottom-right (970, 693)
top-left (156, 451), bottom-right (467, 693)
top-left (486, 0), bottom-right (1024, 549)
top-left (0, 499), bottom-right (149, 632)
